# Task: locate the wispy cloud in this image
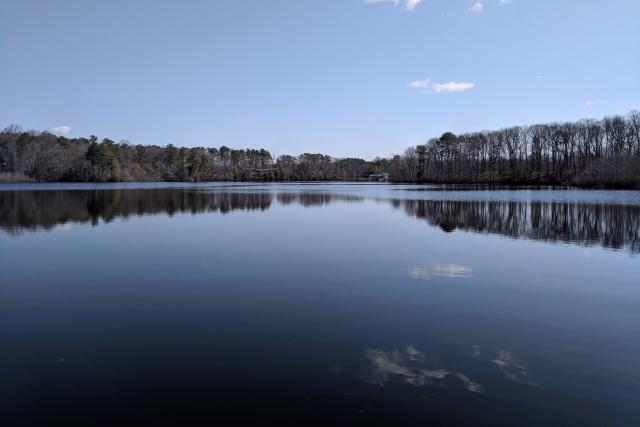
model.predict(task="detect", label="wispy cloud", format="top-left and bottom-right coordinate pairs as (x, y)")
top-left (365, 0), bottom-right (423, 11)
top-left (405, 0), bottom-right (423, 11)
top-left (365, 0), bottom-right (399, 6)
top-left (47, 125), bottom-right (71, 136)
top-left (469, 0), bottom-right (511, 13)
top-left (409, 78), bottom-right (476, 94)
top-left (468, 1), bottom-right (484, 13)
top-left (585, 99), bottom-right (608, 107)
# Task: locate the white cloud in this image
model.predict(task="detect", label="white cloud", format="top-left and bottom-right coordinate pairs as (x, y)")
top-left (405, 0), bottom-right (423, 11)
top-left (409, 78), bottom-right (476, 94)
top-left (585, 99), bottom-right (608, 107)
top-left (47, 126), bottom-right (71, 136)
top-left (433, 81), bottom-right (476, 93)
top-left (468, 1), bottom-right (484, 13)
top-left (365, 0), bottom-right (423, 11)
top-left (408, 80), bottom-right (430, 89)
top-left (468, 0), bottom-right (511, 13)
top-left (536, 75), bottom-right (543, 84)
top-left (365, 0), bottom-right (399, 5)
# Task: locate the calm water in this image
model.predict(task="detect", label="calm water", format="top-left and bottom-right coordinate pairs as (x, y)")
top-left (1, 183), bottom-right (639, 426)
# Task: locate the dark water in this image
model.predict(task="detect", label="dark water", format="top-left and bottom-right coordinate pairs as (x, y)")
top-left (1, 183), bottom-right (639, 426)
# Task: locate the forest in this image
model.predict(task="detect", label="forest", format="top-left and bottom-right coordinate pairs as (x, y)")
top-left (1, 110), bottom-right (639, 187)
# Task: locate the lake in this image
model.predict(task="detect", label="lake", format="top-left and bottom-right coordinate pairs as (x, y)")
top-left (1, 183), bottom-right (639, 426)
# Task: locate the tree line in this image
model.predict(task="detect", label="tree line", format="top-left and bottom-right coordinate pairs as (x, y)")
top-left (1, 110), bottom-right (639, 187)
top-left (0, 127), bottom-right (382, 183)
top-left (404, 110), bottom-right (640, 187)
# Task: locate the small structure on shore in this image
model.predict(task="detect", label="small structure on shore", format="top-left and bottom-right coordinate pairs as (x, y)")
top-left (369, 173), bottom-right (390, 182)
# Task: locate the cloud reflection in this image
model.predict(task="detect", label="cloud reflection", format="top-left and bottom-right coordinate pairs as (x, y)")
top-left (493, 350), bottom-right (536, 386)
top-left (359, 346), bottom-right (483, 393)
top-left (408, 263), bottom-right (473, 280)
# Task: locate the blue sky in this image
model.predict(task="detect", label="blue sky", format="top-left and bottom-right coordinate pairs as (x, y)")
top-left (1, 0), bottom-right (638, 159)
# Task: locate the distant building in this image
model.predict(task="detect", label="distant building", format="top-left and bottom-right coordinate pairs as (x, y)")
top-left (369, 173), bottom-right (390, 182)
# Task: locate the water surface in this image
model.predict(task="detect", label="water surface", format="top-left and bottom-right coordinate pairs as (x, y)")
top-left (1, 183), bottom-right (639, 426)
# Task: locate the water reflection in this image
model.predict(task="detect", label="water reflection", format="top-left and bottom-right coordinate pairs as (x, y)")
top-left (0, 189), bottom-right (274, 232)
top-left (493, 350), bottom-right (536, 385)
top-left (357, 345), bottom-right (539, 395)
top-left (1, 186), bottom-right (638, 425)
top-left (408, 263), bottom-right (474, 280)
top-left (276, 192), bottom-right (362, 207)
top-left (359, 346), bottom-right (484, 393)
top-left (1, 189), bottom-right (638, 253)
top-left (401, 199), bottom-right (640, 253)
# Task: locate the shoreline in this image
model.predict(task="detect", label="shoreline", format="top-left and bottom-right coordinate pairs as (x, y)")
top-left (1, 180), bottom-right (638, 190)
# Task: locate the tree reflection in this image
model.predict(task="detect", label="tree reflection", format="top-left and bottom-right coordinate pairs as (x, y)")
top-left (1, 190), bottom-right (638, 253)
top-left (0, 190), bottom-right (274, 232)
top-left (401, 199), bottom-right (640, 253)
top-left (0, 190), bottom-right (360, 233)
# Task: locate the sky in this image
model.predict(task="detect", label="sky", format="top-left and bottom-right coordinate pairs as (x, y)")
top-left (1, 0), bottom-right (639, 159)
